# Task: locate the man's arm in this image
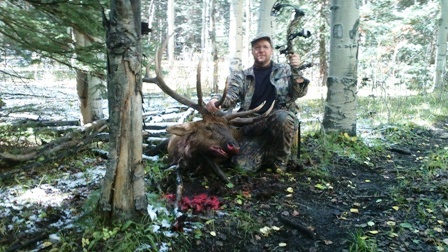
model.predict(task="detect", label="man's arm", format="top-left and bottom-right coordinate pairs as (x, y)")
top-left (206, 70), bottom-right (244, 113)
top-left (288, 53), bottom-right (310, 98)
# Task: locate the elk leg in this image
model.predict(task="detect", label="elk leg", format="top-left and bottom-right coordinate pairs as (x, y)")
top-left (203, 156), bottom-right (231, 184)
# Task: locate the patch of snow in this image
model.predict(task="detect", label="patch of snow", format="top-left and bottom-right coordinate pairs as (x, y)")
top-left (50, 219), bottom-right (67, 229)
top-left (161, 218), bottom-right (171, 228)
top-left (28, 214), bottom-right (41, 222)
top-left (135, 244), bottom-right (152, 251)
top-left (162, 231), bottom-right (177, 238)
top-left (49, 233), bottom-right (61, 242)
top-left (0, 162), bottom-right (107, 242)
top-left (15, 185), bottom-right (70, 206)
top-left (151, 224), bottom-right (161, 233)
top-left (159, 242), bottom-right (170, 252)
top-left (143, 154), bottom-right (159, 161)
top-left (147, 204), bottom-right (170, 221)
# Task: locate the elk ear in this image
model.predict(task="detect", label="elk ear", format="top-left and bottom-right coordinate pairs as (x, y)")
top-left (166, 123), bottom-right (195, 136)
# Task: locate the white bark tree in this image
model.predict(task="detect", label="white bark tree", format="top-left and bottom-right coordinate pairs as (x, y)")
top-left (433, 0), bottom-right (448, 93)
top-left (73, 30), bottom-right (104, 125)
top-left (228, 0), bottom-right (244, 71)
top-left (210, 0), bottom-right (219, 93)
top-left (322, 0), bottom-right (360, 136)
top-left (99, 0), bottom-right (147, 220)
top-left (146, 0), bottom-right (156, 27)
top-left (167, 0), bottom-right (175, 65)
top-left (201, 0), bottom-right (209, 56)
top-left (244, 0), bottom-right (252, 65)
top-left (318, 0), bottom-right (330, 87)
top-left (257, 0), bottom-right (276, 35)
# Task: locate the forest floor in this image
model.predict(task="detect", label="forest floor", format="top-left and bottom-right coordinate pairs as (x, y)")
top-left (1, 80), bottom-right (448, 251)
top-left (176, 120), bottom-right (448, 252)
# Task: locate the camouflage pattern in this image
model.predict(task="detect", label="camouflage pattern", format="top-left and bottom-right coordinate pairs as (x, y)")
top-left (219, 61), bottom-right (309, 172)
top-left (221, 61), bottom-right (309, 114)
top-left (232, 110), bottom-right (299, 172)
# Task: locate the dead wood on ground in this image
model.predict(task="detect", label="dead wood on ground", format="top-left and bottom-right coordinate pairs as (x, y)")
top-left (0, 119), bottom-right (108, 169)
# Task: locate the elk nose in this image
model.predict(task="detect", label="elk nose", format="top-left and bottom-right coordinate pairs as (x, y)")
top-left (227, 143), bottom-right (240, 154)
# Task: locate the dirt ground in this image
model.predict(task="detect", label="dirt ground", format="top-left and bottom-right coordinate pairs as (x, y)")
top-left (171, 120), bottom-right (448, 252)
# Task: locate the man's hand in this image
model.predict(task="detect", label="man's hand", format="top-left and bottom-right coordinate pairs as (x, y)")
top-left (206, 98), bottom-right (220, 113)
top-left (288, 53), bottom-right (301, 68)
top-left (289, 53), bottom-right (305, 84)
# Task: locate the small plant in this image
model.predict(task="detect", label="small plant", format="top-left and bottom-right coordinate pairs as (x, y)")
top-left (225, 209), bottom-right (261, 239)
top-left (71, 191), bottom-right (192, 252)
top-left (348, 229), bottom-right (378, 252)
top-left (424, 147), bottom-right (448, 170)
top-left (302, 130), bottom-right (383, 171)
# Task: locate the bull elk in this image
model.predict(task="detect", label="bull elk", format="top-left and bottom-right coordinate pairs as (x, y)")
top-left (143, 40), bottom-right (273, 209)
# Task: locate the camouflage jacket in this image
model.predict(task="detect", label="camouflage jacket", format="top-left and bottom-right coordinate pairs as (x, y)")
top-left (220, 61), bottom-right (309, 114)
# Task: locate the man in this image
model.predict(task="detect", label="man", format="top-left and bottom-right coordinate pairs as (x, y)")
top-left (206, 33), bottom-right (310, 172)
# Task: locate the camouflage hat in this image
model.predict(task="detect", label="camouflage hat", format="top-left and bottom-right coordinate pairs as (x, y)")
top-left (250, 32), bottom-right (273, 47)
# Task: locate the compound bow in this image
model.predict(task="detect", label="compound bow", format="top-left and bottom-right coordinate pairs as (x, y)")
top-left (271, 0), bottom-right (312, 70)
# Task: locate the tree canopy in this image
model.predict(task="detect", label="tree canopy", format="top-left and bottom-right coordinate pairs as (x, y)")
top-left (0, 0), bottom-right (106, 76)
top-left (1, 0), bottom-right (445, 94)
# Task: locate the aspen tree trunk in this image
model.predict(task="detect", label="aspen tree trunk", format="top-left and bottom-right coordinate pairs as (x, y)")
top-left (73, 30), bottom-right (104, 125)
top-left (201, 0), bottom-right (210, 66)
top-left (229, 0), bottom-right (244, 71)
top-left (257, 0), bottom-right (276, 34)
top-left (210, 0), bottom-right (219, 93)
top-left (322, 0), bottom-right (359, 136)
top-left (244, 0), bottom-right (252, 65)
top-left (201, 0), bottom-right (212, 89)
top-left (318, 0), bottom-right (329, 87)
top-left (146, 0), bottom-right (155, 28)
top-left (167, 0), bottom-right (175, 65)
top-left (99, 0), bottom-right (147, 220)
top-left (433, 0), bottom-right (448, 92)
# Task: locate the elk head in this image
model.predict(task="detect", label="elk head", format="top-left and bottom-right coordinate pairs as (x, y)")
top-left (143, 39), bottom-right (274, 182)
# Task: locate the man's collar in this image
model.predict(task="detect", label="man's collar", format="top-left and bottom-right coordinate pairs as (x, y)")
top-left (253, 61), bottom-right (272, 70)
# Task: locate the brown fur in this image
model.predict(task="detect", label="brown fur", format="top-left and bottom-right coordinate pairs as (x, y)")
top-left (166, 115), bottom-right (239, 177)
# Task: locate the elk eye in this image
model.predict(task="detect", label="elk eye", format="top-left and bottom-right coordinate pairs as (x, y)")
top-left (205, 126), bottom-right (212, 131)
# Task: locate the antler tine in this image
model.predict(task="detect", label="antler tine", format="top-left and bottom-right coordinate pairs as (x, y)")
top-left (214, 77), bottom-right (228, 108)
top-left (196, 61), bottom-right (210, 115)
top-left (224, 101), bottom-right (265, 120)
top-left (154, 39), bottom-right (164, 76)
top-left (225, 101), bottom-right (275, 126)
top-left (143, 37), bottom-right (201, 111)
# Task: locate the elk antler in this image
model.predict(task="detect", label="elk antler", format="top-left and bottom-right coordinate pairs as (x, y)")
top-left (226, 101), bottom-right (275, 126)
top-left (143, 38), bottom-right (274, 121)
top-left (214, 78), bottom-right (228, 108)
top-left (195, 61), bottom-right (207, 113)
top-left (143, 39), bottom-right (209, 115)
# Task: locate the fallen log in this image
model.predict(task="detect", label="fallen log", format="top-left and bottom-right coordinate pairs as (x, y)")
top-left (177, 107), bottom-right (195, 123)
top-left (146, 129), bottom-right (167, 137)
top-left (143, 122), bottom-right (178, 130)
top-left (0, 119), bottom-right (107, 164)
top-left (146, 137), bottom-right (168, 145)
top-left (6, 231), bottom-right (50, 252)
top-left (11, 120), bottom-right (80, 127)
top-left (144, 138), bottom-right (169, 156)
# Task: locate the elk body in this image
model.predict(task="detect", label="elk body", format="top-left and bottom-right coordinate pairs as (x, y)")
top-left (144, 41), bottom-right (273, 209)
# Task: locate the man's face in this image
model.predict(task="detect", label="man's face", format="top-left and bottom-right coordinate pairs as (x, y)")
top-left (251, 39), bottom-right (273, 68)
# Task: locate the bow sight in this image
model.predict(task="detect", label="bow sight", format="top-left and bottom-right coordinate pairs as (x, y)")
top-left (271, 0), bottom-right (311, 55)
top-left (271, 1), bottom-right (304, 19)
